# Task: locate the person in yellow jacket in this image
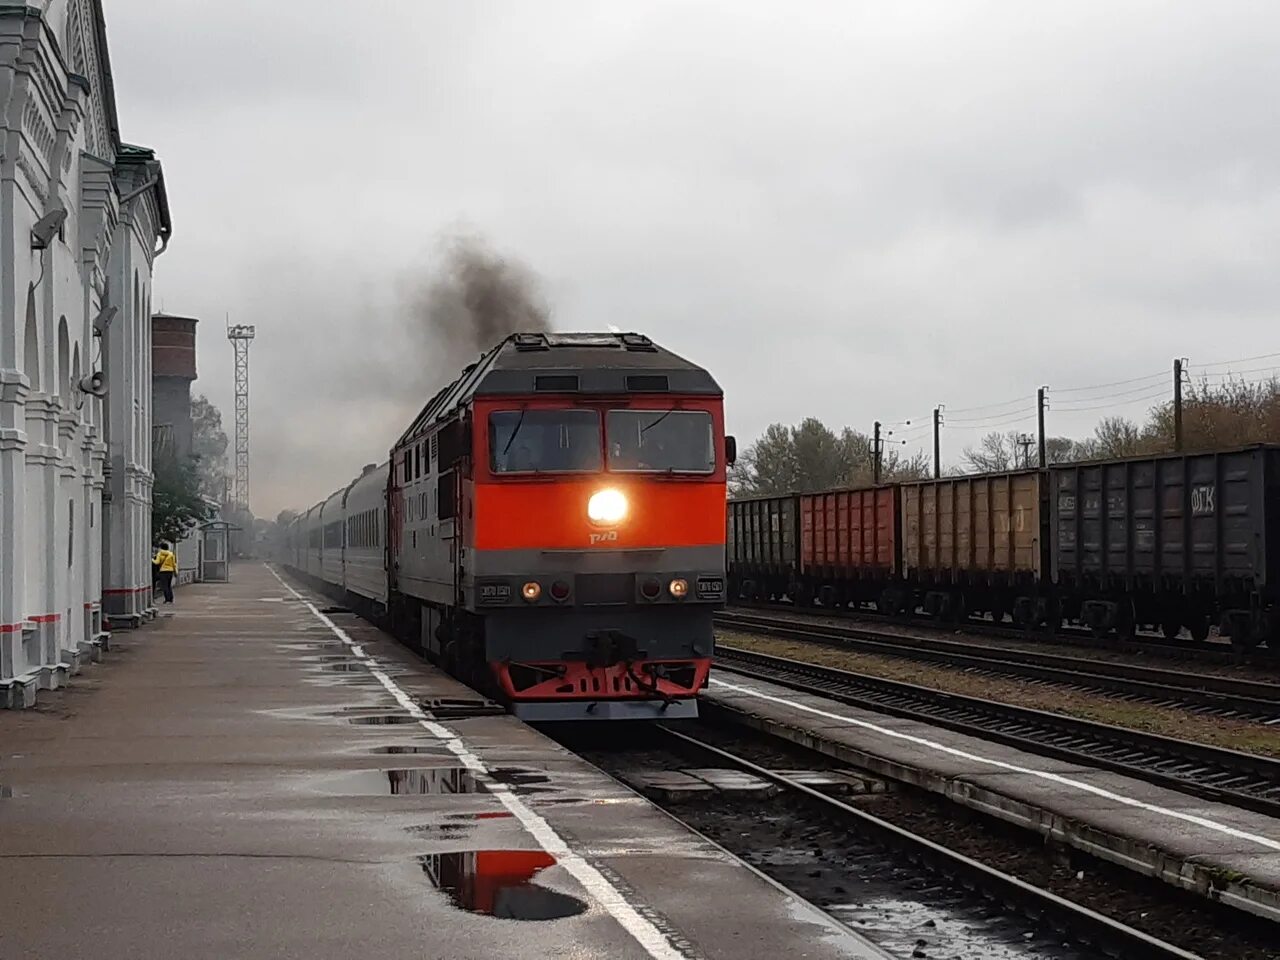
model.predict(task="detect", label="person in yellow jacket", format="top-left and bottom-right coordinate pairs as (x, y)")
top-left (153, 542), bottom-right (178, 604)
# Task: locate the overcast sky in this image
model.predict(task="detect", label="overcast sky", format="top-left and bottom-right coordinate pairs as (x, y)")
top-left (104, 1), bottom-right (1280, 517)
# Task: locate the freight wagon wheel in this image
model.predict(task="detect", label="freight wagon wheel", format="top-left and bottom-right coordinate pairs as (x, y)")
top-left (1160, 619), bottom-right (1182, 641)
top-left (1187, 615), bottom-right (1211, 643)
top-left (1114, 602), bottom-right (1137, 641)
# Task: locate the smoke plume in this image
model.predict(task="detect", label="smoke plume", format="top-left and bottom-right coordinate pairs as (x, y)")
top-left (409, 233), bottom-right (553, 385)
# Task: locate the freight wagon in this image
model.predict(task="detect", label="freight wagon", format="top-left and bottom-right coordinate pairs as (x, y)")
top-left (1049, 445), bottom-right (1280, 648)
top-left (726, 443), bottom-right (1280, 649)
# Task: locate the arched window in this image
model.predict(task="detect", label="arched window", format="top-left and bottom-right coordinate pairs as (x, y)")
top-left (71, 343), bottom-right (81, 404)
top-left (57, 317), bottom-right (70, 403)
top-left (23, 283), bottom-right (39, 391)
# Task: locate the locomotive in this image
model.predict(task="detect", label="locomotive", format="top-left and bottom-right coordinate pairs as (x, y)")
top-left (285, 331), bottom-right (735, 720)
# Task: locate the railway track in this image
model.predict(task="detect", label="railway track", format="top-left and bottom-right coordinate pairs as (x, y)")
top-left (713, 645), bottom-right (1280, 818)
top-left (728, 599), bottom-right (1280, 667)
top-left (652, 726), bottom-right (1202, 960)
top-left (716, 609), bottom-right (1280, 722)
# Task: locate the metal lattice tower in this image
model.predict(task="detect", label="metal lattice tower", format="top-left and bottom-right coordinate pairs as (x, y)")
top-left (227, 323), bottom-right (256, 510)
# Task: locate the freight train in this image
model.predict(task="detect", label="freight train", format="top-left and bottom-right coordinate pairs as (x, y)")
top-left (281, 331), bottom-right (735, 720)
top-left (728, 446), bottom-right (1280, 650)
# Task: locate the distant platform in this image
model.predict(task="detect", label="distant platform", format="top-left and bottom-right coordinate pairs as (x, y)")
top-left (703, 669), bottom-right (1280, 923)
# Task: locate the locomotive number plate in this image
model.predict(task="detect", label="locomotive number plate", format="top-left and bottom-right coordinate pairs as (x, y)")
top-left (696, 577), bottom-right (725, 599)
top-left (478, 582), bottom-right (512, 604)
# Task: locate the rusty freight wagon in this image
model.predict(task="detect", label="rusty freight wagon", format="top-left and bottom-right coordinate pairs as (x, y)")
top-left (727, 495), bottom-right (800, 602)
top-left (796, 486), bottom-right (900, 609)
top-left (899, 470), bottom-right (1046, 623)
top-left (1048, 444), bottom-right (1280, 648)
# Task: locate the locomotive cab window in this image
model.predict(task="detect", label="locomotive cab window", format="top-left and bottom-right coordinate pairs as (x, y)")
top-left (489, 409), bottom-right (601, 473)
top-left (607, 410), bottom-right (715, 474)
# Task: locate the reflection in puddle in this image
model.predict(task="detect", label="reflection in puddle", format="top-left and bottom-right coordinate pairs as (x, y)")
top-left (348, 714), bottom-right (418, 725)
top-left (0, 785), bottom-right (12, 798)
top-left (420, 851), bottom-right (587, 920)
top-left (390, 767), bottom-right (485, 795)
top-left (315, 767), bottom-right (487, 795)
top-left (324, 662), bottom-right (367, 673)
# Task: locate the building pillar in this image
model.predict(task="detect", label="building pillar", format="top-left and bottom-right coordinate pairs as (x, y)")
top-left (0, 369), bottom-right (30, 695)
top-left (59, 405), bottom-right (83, 670)
top-left (24, 392), bottom-right (64, 688)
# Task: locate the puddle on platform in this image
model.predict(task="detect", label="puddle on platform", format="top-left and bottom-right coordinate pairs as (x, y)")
top-left (417, 696), bottom-right (507, 720)
top-left (488, 767), bottom-right (552, 793)
top-left (0, 785), bottom-right (12, 798)
top-left (372, 744), bottom-right (448, 755)
top-left (420, 851), bottom-right (587, 921)
top-left (323, 662), bottom-right (368, 673)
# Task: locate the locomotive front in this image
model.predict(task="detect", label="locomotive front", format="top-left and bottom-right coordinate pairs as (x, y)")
top-left (463, 332), bottom-right (732, 720)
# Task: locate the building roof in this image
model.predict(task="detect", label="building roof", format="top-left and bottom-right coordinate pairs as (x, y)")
top-left (117, 141), bottom-right (172, 236)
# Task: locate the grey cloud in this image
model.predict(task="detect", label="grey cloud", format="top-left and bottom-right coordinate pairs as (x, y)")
top-left (102, 0), bottom-right (1280, 513)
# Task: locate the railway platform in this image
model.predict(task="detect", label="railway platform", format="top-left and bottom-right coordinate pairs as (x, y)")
top-left (0, 563), bottom-right (887, 960)
top-left (703, 670), bottom-right (1280, 924)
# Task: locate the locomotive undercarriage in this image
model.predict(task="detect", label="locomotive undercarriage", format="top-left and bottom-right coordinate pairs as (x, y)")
top-left (390, 592), bottom-right (713, 720)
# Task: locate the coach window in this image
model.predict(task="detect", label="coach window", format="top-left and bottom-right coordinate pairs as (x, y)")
top-left (490, 409), bottom-right (601, 473)
top-left (607, 410), bottom-right (715, 474)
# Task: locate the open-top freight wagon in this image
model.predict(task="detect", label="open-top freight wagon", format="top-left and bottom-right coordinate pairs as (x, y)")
top-left (727, 444), bottom-right (1280, 650)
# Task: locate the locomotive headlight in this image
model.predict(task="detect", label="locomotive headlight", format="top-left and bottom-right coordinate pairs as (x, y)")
top-left (587, 488), bottom-right (628, 525)
top-left (668, 578), bottom-right (689, 599)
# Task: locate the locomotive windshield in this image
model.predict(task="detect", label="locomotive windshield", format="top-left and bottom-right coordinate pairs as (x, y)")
top-left (607, 410), bottom-right (715, 474)
top-left (490, 409), bottom-right (602, 473)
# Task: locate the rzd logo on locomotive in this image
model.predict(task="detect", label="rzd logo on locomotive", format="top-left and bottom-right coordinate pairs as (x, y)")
top-left (588, 530), bottom-right (619, 545)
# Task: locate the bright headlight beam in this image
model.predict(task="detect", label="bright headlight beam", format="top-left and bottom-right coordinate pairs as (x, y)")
top-left (588, 489), bottom-right (628, 524)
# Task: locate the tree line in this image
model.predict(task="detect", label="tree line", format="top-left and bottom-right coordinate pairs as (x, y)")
top-left (732, 376), bottom-right (1280, 496)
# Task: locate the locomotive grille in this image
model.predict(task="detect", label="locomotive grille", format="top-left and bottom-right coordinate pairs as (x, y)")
top-left (576, 573), bottom-right (634, 606)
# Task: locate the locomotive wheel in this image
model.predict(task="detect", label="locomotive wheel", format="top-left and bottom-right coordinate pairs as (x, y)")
top-left (1160, 619), bottom-right (1182, 640)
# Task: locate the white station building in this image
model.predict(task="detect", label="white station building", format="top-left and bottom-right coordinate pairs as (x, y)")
top-left (1, 0), bottom-right (172, 706)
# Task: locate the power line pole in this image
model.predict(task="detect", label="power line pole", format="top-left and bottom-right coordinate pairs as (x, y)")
top-left (227, 322), bottom-right (256, 511)
top-left (873, 420), bottom-right (882, 485)
top-left (1037, 386), bottom-right (1047, 468)
top-left (1173, 358), bottom-right (1185, 452)
top-left (932, 406), bottom-right (942, 479)
top-left (1016, 433), bottom-right (1034, 469)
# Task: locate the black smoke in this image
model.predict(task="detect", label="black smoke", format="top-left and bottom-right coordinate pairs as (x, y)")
top-left (409, 233), bottom-right (553, 384)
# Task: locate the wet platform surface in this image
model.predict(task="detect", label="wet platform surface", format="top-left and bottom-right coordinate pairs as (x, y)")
top-left (0, 563), bottom-right (886, 960)
top-left (705, 672), bottom-right (1280, 923)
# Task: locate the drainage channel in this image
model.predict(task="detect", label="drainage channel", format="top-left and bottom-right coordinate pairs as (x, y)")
top-left (550, 720), bottom-right (1275, 960)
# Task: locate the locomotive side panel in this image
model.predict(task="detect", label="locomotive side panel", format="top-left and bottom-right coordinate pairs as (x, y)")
top-left (390, 428), bottom-right (460, 608)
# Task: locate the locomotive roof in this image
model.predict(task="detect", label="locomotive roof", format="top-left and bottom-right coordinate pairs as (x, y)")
top-left (397, 331), bottom-right (722, 444)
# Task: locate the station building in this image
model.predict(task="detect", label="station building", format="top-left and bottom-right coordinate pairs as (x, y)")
top-left (1, 1), bottom-right (172, 705)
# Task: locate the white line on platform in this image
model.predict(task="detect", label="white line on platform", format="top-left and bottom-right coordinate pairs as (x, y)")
top-left (266, 565), bottom-right (692, 960)
top-left (712, 676), bottom-right (1280, 852)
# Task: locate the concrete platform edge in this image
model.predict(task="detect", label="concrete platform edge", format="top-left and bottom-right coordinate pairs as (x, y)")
top-left (703, 699), bottom-right (1280, 924)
